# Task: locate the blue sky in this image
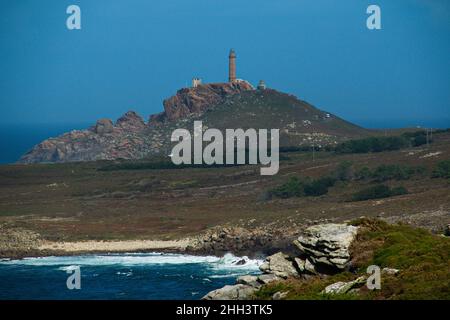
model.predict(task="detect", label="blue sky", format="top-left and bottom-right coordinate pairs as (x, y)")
top-left (1, 0), bottom-right (449, 128)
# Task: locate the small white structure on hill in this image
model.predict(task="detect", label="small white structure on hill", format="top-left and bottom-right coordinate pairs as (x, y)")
top-left (257, 80), bottom-right (266, 90)
top-left (192, 78), bottom-right (202, 88)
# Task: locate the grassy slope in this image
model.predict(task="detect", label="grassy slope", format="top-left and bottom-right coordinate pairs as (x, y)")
top-left (255, 219), bottom-right (450, 300)
top-left (200, 89), bottom-right (370, 137)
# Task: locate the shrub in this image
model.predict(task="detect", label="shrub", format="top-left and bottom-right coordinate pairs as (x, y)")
top-left (402, 130), bottom-right (430, 147)
top-left (304, 177), bottom-right (337, 196)
top-left (334, 161), bottom-right (353, 181)
top-left (355, 166), bottom-right (372, 180)
top-left (390, 186), bottom-right (408, 196)
top-left (336, 136), bottom-right (410, 154)
top-left (372, 164), bottom-right (413, 181)
top-left (351, 184), bottom-right (408, 201)
top-left (270, 176), bottom-right (337, 199)
top-left (270, 177), bottom-right (305, 198)
top-left (355, 164), bottom-right (426, 182)
top-left (431, 160), bottom-right (450, 179)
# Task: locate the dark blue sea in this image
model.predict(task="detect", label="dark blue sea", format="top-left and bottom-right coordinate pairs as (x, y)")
top-left (0, 253), bottom-right (262, 300)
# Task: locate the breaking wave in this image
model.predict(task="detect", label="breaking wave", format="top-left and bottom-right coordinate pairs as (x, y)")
top-left (0, 252), bottom-right (262, 271)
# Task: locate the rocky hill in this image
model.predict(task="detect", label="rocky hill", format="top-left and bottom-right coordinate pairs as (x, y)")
top-left (18, 82), bottom-right (370, 164)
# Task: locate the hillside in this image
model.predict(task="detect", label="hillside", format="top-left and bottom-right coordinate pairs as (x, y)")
top-left (18, 84), bottom-right (371, 164)
top-left (2, 129), bottom-right (449, 258)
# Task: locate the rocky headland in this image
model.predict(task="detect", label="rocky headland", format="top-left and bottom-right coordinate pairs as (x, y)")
top-left (18, 82), bottom-right (254, 164)
top-left (18, 81), bottom-right (367, 164)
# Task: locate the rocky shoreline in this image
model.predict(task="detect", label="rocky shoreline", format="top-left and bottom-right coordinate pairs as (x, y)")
top-left (202, 223), bottom-right (362, 300)
top-left (2, 220), bottom-right (449, 300)
top-left (0, 221), bottom-right (306, 260)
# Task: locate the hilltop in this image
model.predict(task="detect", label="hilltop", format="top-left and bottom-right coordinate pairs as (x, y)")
top-left (18, 83), bottom-right (370, 164)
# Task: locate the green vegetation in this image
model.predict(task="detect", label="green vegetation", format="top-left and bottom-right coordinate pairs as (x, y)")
top-left (356, 164), bottom-right (426, 182)
top-left (401, 130), bottom-right (430, 147)
top-left (351, 184), bottom-right (408, 201)
top-left (334, 160), bottom-right (353, 181)
top-left (269, 161), bottom-right (420, 200)
top-left (269, 177), bottom-right (305, 198)
top-left (432, 160), bottom-right (450, 179)
top-left (335, 136), bottom-right (410, 154)
top-left (269, 176), bottom-right (337, 199)
top-left (255, 219), bottom-right (450, 300)
top-left (335, 131), bottom-right (431, 154)
top-left (98, 160), bottom-right (240, 171)
top-left (304, 177), bottom-right (337, 196)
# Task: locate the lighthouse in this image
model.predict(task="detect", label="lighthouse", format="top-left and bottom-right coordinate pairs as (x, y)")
top-left (228, 49), bottom-right (236, 83)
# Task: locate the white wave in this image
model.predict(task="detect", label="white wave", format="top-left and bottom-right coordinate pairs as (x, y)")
top-left (58, 265), bottom-right (80, 272)
top-left (214, 253), bottom-right (262, 269)
top-left (208, 273), bottom-right (243, 279)
top-left (0, 252), bottom-right (262, 271)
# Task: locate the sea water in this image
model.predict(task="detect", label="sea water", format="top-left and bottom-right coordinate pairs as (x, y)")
top-left (0, 253), bottom-right (262, 300)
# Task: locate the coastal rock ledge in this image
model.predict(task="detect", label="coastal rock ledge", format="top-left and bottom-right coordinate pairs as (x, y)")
top-left (202, 223), bottom-right (359, 300)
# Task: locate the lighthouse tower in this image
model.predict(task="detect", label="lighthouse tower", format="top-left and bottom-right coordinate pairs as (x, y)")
top-left (228, 49), bottom-right (236, 83)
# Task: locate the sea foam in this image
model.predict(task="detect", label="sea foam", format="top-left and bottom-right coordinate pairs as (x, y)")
top-left (0, 252), bottom-right (262, 271)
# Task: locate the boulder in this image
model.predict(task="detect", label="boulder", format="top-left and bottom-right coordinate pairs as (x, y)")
top-left (272, 291), bottom-right (289, 300)
top-left (257, 274), bottom-right (282, 285)
top-left (236, 275), bottom-right (261, 287)
top-left (322, 276), bottom-right (366, 295)
top-left (202, 284), bottom-right (256, 300)
top-left (94, 118), bottom-right (114, 134)
top-left (294, 223), bottom-right (358, 270)
top-left (382, 267), bottom-right (400, 275)
top-left (259, 252), bottom-right (299, 278)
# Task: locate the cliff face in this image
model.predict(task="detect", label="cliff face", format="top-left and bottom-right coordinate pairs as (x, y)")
top-left (161, 81), bottom-right (254, 122)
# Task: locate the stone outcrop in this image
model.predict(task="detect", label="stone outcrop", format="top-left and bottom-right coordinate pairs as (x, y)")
top-left (94, 119), bottom-right (114, 134)
top-left (18, 111), bottom-right (151, 164)
top-left (162, 81), bottom-right (253, 122)
top-left (259, 252), bottom-right (299, 278)
top-left (202, 284), bottom-right (257, 300)
top-left (322, 267), bottom-right (400, 296)
top-left (293, 223), bottom-right (358, 270)
top-left (189, 225), bottom-right (299, 257)
top-left (322, 276), bottom-right (367, 295)
top-left (202, 273), bottom-right (284, 300)
top-left (203, 223), bottom-right (360, 300)
top-left (116, 111), bottom-right (146, 131)
top-left (382, 267), bottom-right (400, 275)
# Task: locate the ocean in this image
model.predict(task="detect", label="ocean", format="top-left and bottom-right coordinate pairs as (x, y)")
top-left (0, 253), bottom-right (262, 300)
